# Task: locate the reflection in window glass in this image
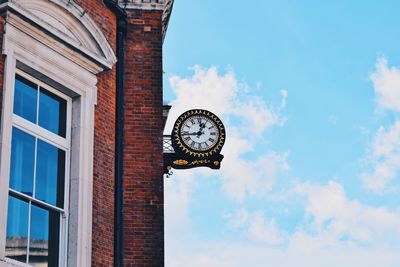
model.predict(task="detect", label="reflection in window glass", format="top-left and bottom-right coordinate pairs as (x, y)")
top-left (6, 196), bottom-right (29, 263)
top-left (13, 75), bottom-right (37, 123)
top-left (8, 73), bottom-right (67, 266)
top-left (29, 205), bottom-right (60, 267)
top-left (36, 140), bottom-right (65, 207)
top-left (39, 89), bottom-right (67, 137)
top-left (10, 127), bottom-right (35, 196)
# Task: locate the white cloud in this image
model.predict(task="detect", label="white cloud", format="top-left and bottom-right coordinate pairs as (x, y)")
top-left (165, 65), bottom-right (290, 265)
top-left (225, 208), bottom-right (287, 245)
top-left (280, 89), bottom-right (288, 109)
top-left (165, 66), bottom-right (283, 138)
top-left (247, 212), bottom-right (286, 245)
top-left (166, 66), bottom-right (238, 127)
top-left (294, 181), bottom-right (400, 244)
top-left (164, 171), bottom-right (197, 233)
top-left (165, 65), bottom-right (400, 267)
top-left (225, 207), bottom-right (249, 230)
top-left (165, 66), bottom-right (289, 202)
top-left (370, 58), bottom-right (400, 111)
top-left (167, 181), bottom-right (400, 267)
top-left (363, 121), bottom-right (400, 192)
top-left (364, 58), bottom-right (400, 192)
top-left (221, 141), bottom-right (289, 202)
top-left (167, 241), bottom-right (400, 267)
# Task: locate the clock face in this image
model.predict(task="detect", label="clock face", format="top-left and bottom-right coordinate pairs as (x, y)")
top-left (180, 115), bottom-right (219, 151)
top-left (172, 110), bottom-right (225, 157)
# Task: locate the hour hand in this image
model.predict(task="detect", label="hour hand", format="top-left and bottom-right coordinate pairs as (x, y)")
top-left (181, 132), bottom-right (199, 136)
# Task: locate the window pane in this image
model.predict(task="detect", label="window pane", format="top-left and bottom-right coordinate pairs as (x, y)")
top-left (29, 205), bottom-right (60, 267)
top-left (13, 75), bottom-right (38, 123)
top-left (10, 127), bottom-right (35, 196)
top-left (6, 196), bottom-right (29, 264)
top-left (39, 89), bottom-right (67, 137)
top-left (36, 140), bottom-right (65, 207)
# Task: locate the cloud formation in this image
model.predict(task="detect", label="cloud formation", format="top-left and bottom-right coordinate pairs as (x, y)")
top-left (370, 58), bottom-right (400, 111)
top-left (294, 181), bottom-right (400, 245)
top-left (167, 181), bottom-right (400, 267)
top-left (165, 64), bottom-right (400, 267)
top-left (165, 66), bottom-right (288, 202)
top-left (165, 65), bottom-right (290, 264)
top-left (363, 121), bottom-right (400, 192)
top-left (165, 66), bottom-right (282, 137)
top-left (363, 58), bottom-right (400, 192)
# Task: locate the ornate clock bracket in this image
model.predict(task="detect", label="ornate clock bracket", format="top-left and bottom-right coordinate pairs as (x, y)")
top-left (163, 109), bottom-right (226, 176)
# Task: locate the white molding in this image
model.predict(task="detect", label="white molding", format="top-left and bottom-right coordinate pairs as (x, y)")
top-left (12, 115), bottom-right (70, 150)
top-left (5, 0), bottom-right (116, 71)
top-left (0, 54), bottom-right (16, 261)
top-left (162, 0), bottom-right (173, 42)
top-left (119, 0), bottom-right (166, 10)
top-left (5, 12), bottom-right (103, 74)
top-left (3, 17), bottom-right (98, 100)
top-left (0, 1), bottom-right (98, 266)
top-left (0, 259), bottom-right (24, 267)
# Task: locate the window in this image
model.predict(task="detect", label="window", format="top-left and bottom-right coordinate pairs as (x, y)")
top-left (5, 72), bottom-right (70, 266)
top-left (0, 1), bottom-right (116, 266)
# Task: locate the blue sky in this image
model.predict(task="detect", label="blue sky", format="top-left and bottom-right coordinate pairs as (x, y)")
top-left (163, 1), bottom-right (400, 266)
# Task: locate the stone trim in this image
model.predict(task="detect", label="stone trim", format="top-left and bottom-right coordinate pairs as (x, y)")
top-left (118, 0), bottom-right (166, 10)
top-left (0, 1), bottom-right (99, 266)
top-left (1, 0), bottom-right (117, 71)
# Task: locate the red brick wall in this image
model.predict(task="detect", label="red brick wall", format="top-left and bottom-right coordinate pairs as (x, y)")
top-left (91, 68), bottom-right (117, 267)
top-left (73, 1), bottom-right (117, 266)
top-left (0, 2), bottom-right (166, 266)
top-left (123, 9), bottom-right (165, 267)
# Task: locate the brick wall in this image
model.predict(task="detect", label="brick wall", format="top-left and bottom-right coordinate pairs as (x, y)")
top-left (123, 8), bottom-right (165, 266)
top-left (74, 1), bottom-right (117, 266)
top-left (0, 1), bottom-right (166, 266)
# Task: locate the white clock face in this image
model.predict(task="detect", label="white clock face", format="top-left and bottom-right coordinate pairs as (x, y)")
top-left (180, 115), bottom-right (219, 152)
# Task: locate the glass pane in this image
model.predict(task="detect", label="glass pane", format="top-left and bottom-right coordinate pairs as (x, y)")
top-left (13, 75), bottom-right (38, 123)
top-left (10, 127), bottom-right (35, 196)
top-left (36, 140), bottom-right (65, 207)
top-left (38, 89), bottom-right (67, 137)
top-left (6, 196), bottom-right (29, 264)
top-left (29, 205), bottom-right (60, 267)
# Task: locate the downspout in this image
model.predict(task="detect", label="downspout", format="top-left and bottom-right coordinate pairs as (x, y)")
top-left (103, 1), bottom-right (127, 267)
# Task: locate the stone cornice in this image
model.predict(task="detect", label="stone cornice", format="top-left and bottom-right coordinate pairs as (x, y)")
top-left (118, 0), bottom-right (166, 10)
top-left (117, 0), bottom-right (174, 43)
top-left (162, 0), bottom-right (173, 42)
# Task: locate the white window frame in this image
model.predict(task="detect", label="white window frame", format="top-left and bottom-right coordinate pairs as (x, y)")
top-left (0, 0), bottom-right (116, 265)
top-left (0, 39), bottom-right (95, 267)
top-left (4, 70), bottom-right (72, 267)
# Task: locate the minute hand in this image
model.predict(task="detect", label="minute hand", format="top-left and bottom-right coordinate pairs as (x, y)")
top-left (181, 132), bottom-right (201, 136)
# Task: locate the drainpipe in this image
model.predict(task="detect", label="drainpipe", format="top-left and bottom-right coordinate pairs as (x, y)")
top-left (103, 1), bottom-right (126, 267)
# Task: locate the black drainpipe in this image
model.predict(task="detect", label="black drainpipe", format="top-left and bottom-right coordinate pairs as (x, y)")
top-left (103, 1), bottom-right (127, 267)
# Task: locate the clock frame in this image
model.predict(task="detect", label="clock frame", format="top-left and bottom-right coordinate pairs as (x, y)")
top-left (171, 109), bottom-right (225, 158)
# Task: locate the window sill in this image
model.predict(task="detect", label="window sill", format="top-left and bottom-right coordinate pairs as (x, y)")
top-left (0, 258), bottom-right (29, 267)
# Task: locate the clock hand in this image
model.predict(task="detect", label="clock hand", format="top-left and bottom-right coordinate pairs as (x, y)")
top-left (181, 132), bottom-right (200, 136)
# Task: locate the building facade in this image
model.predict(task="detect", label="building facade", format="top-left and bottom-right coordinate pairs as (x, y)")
top-left (0, 0), bottom-right (172, 266)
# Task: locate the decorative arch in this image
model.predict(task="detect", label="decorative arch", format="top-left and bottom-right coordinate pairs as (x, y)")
top-left (0, 1), bottom-right (117, 266)
top-left (6, 0), bottom-right (117, 71)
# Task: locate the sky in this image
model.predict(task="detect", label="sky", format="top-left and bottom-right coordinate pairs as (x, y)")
top-left (162, 1), bottom-right (400, 266)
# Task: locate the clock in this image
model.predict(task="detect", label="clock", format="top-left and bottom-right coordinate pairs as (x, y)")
top-left (172, 109), bottom-right (225, 158)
